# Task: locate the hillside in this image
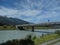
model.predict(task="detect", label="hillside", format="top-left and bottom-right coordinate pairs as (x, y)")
top-left (0, 16), bottom-right (30, 26)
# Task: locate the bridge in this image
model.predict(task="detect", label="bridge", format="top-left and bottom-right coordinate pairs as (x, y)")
top-left (16, 22), bottom-right (60, 32)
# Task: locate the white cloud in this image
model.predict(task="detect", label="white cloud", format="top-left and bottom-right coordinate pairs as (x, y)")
top-left (22, 11), bottom-right (60, 23)
top-left (49, 7), bottom-right (60, 11)
top-left (0, 6), bottom-right (41, 17)
top-left (38, 11), bottom-right (59, 19)
top-left (18, 10), bottom-right (40, 17)
top-left (0, 6), bottom-right (18, 16)
top-left (0, 6), bottom-right (60, 23)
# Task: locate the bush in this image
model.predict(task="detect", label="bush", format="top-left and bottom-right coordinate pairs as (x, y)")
top-left (55, 30), bottom-right (60, 35)
top-left (3, 25), bottom-right (7, 28)
top-left (32, 35), bottom-right (37, 40)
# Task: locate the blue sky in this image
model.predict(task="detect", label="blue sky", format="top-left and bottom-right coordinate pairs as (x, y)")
top-left (0, 0), bottom-right (60, 23)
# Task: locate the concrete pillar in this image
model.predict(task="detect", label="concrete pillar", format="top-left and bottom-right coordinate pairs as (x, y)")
top-left (32, 26), bottom-right (34, 32)
top-left (16, 25), bottom-right (19, 30)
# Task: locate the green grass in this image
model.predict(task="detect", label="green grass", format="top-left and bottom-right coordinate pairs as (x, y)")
top-left (0, 25), bottom-right (59, 30)
top-left (32, 34), bottom-right (60, 45)
top-left (25, 26), bottom-right (60, 30)
top-left (47, 30), bottom-right (60, 45)
top-left (0, 26), bottom-right (16, 30)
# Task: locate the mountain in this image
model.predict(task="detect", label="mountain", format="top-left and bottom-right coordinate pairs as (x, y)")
top-left (0, 16), bottom-right (30, 26)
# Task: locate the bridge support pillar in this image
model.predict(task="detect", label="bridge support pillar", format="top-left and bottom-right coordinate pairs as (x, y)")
top-left (32, 26), bottom-right (34, 32)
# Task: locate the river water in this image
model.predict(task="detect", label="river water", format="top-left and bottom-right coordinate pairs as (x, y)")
top-left (0, 29), bottom-right (59, 43)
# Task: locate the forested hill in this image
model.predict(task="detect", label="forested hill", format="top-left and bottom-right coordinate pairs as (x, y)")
top-left (0, 16), bottom-right (30, 26)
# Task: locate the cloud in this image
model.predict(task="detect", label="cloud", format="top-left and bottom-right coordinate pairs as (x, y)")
top-left (0, 6), bottom-right (60, 23)
top-left (0, 6), bottom-right (18, 16)
top-left (38, 11), bottom-right (59, 19)
top-left (0, 0), bottom-right (60, 23)
top-left (23, 11), bottom-right (60, 23)
top-left (19, 10), bottom-right (40, 17)
top-left (0, 6), bottom-right (41, 17)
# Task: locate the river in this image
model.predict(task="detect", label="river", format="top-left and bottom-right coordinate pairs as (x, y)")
top-left (0, 29), bottom-right (59, 43)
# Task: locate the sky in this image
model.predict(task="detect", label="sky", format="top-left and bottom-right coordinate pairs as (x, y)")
top-left (0, 0), bottom-right (60, 23)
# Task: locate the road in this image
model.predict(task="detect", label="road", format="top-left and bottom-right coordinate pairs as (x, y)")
top-left (40, 38), bottom-right (60, 45)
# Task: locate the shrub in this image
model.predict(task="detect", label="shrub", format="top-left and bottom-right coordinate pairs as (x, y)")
top-left (55, 30), bottom-right (60, 35)
top-left (32, 35), bottom-right (37, 40)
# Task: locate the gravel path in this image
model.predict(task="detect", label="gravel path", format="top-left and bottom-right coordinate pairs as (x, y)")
top-left (53, 42), bottom-right (60, 45)
top-left (40, 38), bottom-right (60, 45)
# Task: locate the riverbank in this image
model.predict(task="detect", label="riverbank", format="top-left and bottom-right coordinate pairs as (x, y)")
top-left (0, 26), bottom-right (60, 30)
top-left (0, 26), bottom-right (16, 30)
top-left (47, 30), bottom-right (60, 45)
top-left (47, 38), bottom-right (60, 45)
top-left (38, 30), bottom-right (60, 45)
top-left (34, 26), bottom-right (60, 29)
top-left (0, 35), bottom-right (34, 45)
top-left (0, 34), bottom-right (60, 45)
top-left (33, 34), bottom-right (60, 45)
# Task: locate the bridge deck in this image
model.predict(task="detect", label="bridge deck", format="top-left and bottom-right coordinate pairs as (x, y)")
top-left (16, 22), bottom-right (60, 32)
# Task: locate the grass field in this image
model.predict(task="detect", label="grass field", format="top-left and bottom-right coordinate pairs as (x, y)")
top-left (32, 34), bottom-right (60, 45)
top-left (0, 26), bottom-right (16, 30)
